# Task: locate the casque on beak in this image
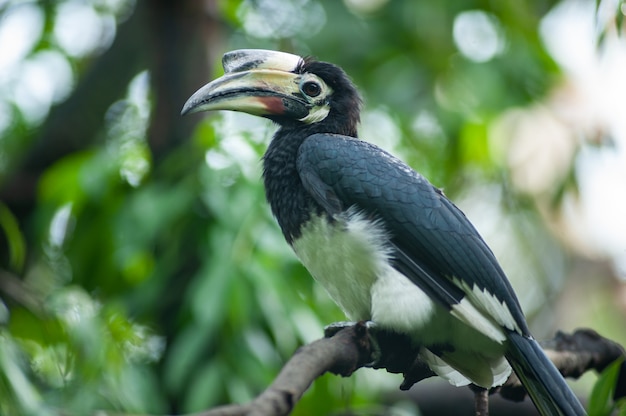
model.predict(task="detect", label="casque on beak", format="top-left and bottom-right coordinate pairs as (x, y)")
top-left (181, 49), bottom-right (310, 119)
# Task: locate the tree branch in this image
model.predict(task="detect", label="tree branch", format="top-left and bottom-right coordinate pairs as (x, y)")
top-left (499, 329), bottom-right (626, 402)
top-left (190, 324), bottom-right (626, 416)
top-left (189, 323), bottom-right (373, 416)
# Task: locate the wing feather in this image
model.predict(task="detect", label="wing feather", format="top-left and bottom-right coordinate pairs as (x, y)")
top-left (296, 133), bottom-right (529, 338)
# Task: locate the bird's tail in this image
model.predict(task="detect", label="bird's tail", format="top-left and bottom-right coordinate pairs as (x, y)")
top-left (506, 331), bottom-right (586, 416)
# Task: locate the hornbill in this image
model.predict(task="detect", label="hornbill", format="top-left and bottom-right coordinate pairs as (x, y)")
top-left (182, 49), bottom-right (586, 415)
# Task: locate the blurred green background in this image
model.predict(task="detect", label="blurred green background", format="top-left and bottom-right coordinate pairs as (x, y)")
top-left (0, 0), bottom-right (625, 415)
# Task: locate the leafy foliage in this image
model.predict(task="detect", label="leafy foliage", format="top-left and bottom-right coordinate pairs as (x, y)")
top-left (588, 358), bottom-right (626, 416)
top-left (0, 0), bottom-right (624, 415)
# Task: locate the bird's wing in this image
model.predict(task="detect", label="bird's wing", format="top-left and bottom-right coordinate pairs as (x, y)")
top-left (296, 133), bottom-right (530, 340)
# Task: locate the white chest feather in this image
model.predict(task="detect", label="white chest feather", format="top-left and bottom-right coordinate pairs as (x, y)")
top-left (290, 209), bottom-right (511, 388)
top-left (291, 209), bottom-right (435, 331)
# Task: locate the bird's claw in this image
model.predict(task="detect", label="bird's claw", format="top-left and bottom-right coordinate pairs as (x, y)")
top-left (323, 321), bottom-right (382, 367)
top-left (323, 321), bottom-right (357, 337)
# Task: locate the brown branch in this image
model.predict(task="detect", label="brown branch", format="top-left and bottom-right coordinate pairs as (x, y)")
top-left (499, 329), bottom-right (626, 402)
top-left (473, 388), bottom-right (489, 416)
top-left (187, 324), bottom-right (626, 416)
top-left (189, 323), bottom-right (373, 416)
top-left (145, 0), bottom-right (221, 163)
top-left (0, 268), bottom-right (44, 315)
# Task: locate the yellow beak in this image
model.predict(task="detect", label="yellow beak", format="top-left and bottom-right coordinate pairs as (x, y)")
top-left (181, 49), bottom-right (309, 119)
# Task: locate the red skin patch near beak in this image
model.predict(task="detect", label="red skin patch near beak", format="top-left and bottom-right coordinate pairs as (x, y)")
top-left (257, 96), bottom-right (286, 115)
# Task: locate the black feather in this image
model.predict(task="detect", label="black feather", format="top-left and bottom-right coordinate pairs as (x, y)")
top-left (507, 332), bottom-right (586, 416)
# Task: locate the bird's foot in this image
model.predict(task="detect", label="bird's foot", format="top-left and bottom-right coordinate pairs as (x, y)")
top-left (362, 321), bottom-right (382, 367)
top-left (323, 321), bottom-right (358, 337)
top-left (323, 321), bottom-right (381, 367)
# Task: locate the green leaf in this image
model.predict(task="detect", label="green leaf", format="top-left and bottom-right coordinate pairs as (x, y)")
top-left (588, 358), bottom-right (624, 416)
top-left (38, 151), bottom-right (93, 208)
top-left (0, 202), bottom-right (26, 272)
top-left (619, 398), bottom-right (626, 416)
top-left (459, 120), bottom-right (490, 168)
top-left (184, 361), bottom-right (225, 412)
top-left (0, 331), bottom-right (53, 416)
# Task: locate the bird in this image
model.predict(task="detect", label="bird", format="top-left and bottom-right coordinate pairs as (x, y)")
top-left (182, 49), bottom-right (586, 416)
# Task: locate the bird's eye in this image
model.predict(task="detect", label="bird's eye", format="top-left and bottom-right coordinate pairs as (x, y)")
top-left (302, 81), bottom-right (321, 97)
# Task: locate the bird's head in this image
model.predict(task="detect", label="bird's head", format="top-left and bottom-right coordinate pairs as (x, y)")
top-left (181, 49), bottom-right (361, 136)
